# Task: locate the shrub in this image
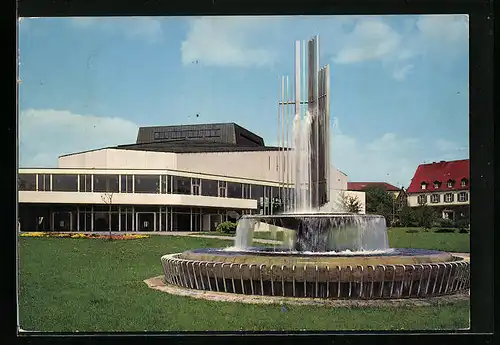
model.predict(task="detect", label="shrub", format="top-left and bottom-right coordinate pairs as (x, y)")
top-left (455, 218), bottom-right (470, 230)
top-left (458, 228), bottom-right (469, 234)
top-left (216, 221), bottom-right (237, 234)
top-left (434, 228), bottom-right (456, 233)
top-left (434, 218), bottom-right (456, 228)
top-left (406, 229), bottom-right (419, 233)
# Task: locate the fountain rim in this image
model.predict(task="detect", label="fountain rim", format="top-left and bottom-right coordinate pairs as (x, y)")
top-left (240, 213), bottom-right (385, 219)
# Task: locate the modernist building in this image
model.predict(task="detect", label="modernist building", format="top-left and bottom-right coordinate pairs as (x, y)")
top-left (406, 159), bottom-right (470, 221)
top-left (18, 123), bottom-right (353, 232)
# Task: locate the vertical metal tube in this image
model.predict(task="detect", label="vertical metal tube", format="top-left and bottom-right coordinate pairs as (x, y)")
top-left (286, 75), bottom-right (292, 212)
top-left (281, 76), bottom-right (286, 212)
top-left (283, 76), bottom-right (289, 212)
top-left (325, 64), bottom-right (331, 203)
top-left (315, 36), bottom-right (320, 208)
top-left (276, 76), bottom-right (282, 216)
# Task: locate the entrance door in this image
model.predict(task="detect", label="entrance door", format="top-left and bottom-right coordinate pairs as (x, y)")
top-left (137, 213), bottom-right (155, 231)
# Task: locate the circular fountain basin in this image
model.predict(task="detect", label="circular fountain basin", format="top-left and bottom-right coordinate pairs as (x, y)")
top-left (161, 248), bottom-right (469, 299)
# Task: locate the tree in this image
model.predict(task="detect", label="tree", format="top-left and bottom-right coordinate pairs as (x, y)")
top-left (337, 191), bottom-right (362, 213)
top-left (398, 205), bottom-right (416, 227)
top-left (363, 185), bottom-right (394, 224)
top-left (414, 203), bottom-right (438, 230)
top-left (101, 192), bottom-right (114, 239)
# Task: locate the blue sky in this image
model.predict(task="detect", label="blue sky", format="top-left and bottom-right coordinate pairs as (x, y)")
top-left (18, 15), bottom-right (469, 187)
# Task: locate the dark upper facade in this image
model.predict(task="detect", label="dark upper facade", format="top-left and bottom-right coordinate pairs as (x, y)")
top-left (136, 123), bottom-right (264, 146)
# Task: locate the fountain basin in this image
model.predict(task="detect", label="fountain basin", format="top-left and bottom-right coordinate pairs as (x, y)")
top-left (161, 249), bottom-right (469, 299)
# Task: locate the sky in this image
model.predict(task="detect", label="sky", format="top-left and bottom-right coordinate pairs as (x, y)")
top-left (18, 15), bottom-right (469, 188)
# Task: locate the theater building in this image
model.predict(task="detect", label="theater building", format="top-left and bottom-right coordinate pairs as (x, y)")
top-left (18, 123), bottom-right (355, 232)
top-left (406, 159), bottom-right (470, 221)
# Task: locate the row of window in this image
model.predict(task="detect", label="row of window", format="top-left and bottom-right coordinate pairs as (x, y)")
top-left (421, 178), bottom-right (468, 190)
top-left (153, 129), bottom-right (221, 141)
top-left (417, 192), bottom-right (469, 204)
top-left (18, 173), bottom-right (292, 205)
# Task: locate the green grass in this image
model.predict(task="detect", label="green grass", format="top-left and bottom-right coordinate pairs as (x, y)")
top-left (19, 235), bottom-right (469, 332)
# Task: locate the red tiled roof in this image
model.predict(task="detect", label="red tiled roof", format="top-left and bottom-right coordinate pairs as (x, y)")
top-left (347, 182), bottom-right (400, 192)
top-left (406, 159), bottom-right (469, 193)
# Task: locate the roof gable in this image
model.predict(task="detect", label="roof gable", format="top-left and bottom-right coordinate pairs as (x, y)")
top-left (347, 182), bottom-right (400, 192)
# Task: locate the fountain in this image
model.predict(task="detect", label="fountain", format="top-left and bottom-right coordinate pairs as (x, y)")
top-left (159, 36), bottom-right (469, 300)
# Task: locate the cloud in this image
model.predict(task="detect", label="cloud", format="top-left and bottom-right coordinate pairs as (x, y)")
top-left (180, 16), bottom-right (277, 67)
top-left (331, 119), bottom-right (466, 187)
top-left (19, 109), bottom-right (139, 167)
top-left (334, 19), bottom-right (401, 64)
top-left (392, 64), bottom-right (414, 81)
top-left (69, 17), bottom-right (163, 43)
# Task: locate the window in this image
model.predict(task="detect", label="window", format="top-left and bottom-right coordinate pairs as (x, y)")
top-left (172, 176), bottom-right (191, 194)
top-left (417, 195), bottom-right (427, 204)
top-left (458, 192), bottom-right (468, 202)
top-left (18, 174), bottom-right (36, 191)
top-left (430, 194), bottom-right (440, 203)
top-left (160, 175), bottom-right (171, 194)
top-left (447, 180), bottom-right (454, 188)
top-left (52, 174), bottom-right (78, 192)
top-left (201, 179), bottom-right (218, 197)
top-left (80, 174), bottom-right (92, 192)
top-left (461, 179), bottom-right (468, 187)
top-left (93, 174), bottom-right (119, 193)
top-left (37, 174), bottom-right (51, 191)
top-left (242, 184), bottom-right (251, 199)
top-left (218, 181), bottom-right (227, 197)
top-left (251, 184), bottom-right (264, 208)
top-left (227, 182), bottom-right (243, 198)
top-left (444, 193), bottom-right (454, 203)
top-left (433, 181), bottom-right (441, 189)
top-left (120, 175), bottom-right (133, 193)
top-left (134, 175), bottom-right (160, 193)
top-left (191, 178), bottom-right (201, 195)
top-left (421, 182), bottom-right (427, 190)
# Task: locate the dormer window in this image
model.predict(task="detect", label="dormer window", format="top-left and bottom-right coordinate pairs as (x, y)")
top-left (461, 178), bottom-right (468, 187)
top-left (433, 181), bottom-right (441, 189)
top-left (447, 179), bottom-right (455, 188)
top-left (420, 182), bottom-right (427, 190)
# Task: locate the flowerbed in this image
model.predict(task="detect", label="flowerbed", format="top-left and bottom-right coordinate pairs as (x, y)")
top-left (19, 232), bottom-right (149, 240)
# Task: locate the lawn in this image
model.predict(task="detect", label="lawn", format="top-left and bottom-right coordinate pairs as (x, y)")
top-left (19, 235), bottom-right (469, 332)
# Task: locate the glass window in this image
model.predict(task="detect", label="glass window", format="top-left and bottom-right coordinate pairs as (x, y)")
top-left (458, 192), bottom-right (468, 202)
top-left (93, 174), bottom-right (119, 193)
top-left (242, 184), bottom-right (251, 199)
top-left (191, 178), bottom-right (201, 195)
top-left (421, 183), bottom-right (427, 190)
top-left (52, 174), bottom-right (78, 192)
top-left (430, 194), bottom-right (440, 203)
top-left (18, 174), bottom-right (36, 191)
top-left (172, 176), bottom-right (191, 195)
top-left (444, 193), bottom-right (454, 203)
top-left (201, 179), bottom-right (218, 197)
top-left (461, 179), bottom-right (467, 187)
top-left (218, 181), bottom-right (227, 197)
top-left (134, 175), bottom-right (160, 193)
top-left (37, 174), bottom-right (51, 191)
top-left (447, 180), bottom-right (454, 188)
top-left (120, 175), bottom-right (133, 193)
top-left (160, 175), bottom-right (171, 194)
top-left (417, 195), bottom-right (427, 204)
top-left (227, 182), bottom-right (242, 198)
top-left (80, 174), bottom-right (92, 192)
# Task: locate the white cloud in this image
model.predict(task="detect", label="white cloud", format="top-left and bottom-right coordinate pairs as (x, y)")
top-left (334, 19), bottom-right (401, 64)
top-left (330, 119), bottom-right (466, 188)
top-left (19, 109), bottom-right (139, 167)
top-left (69, 17), bottom-right (163, 43)
top-left (180, 16), bottom-right (277, 67)
top-left (392, 64), bottom-right (414, 81)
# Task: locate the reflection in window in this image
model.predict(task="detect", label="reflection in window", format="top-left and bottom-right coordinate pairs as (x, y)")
top-left (172, 176), bottom-right (191, 195)
top-left (201, 179), bottom-right (218, 197)
top-left (134, 175), bottom-right (160, 193)
top-left (53, 174), bottom-right (78, 192)
top-left (93, 174), bottom-right (119, 193)
top-left (18, 174), bottom-right (36, 191)
top-left (227, 182), bottom-right (242, 198)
